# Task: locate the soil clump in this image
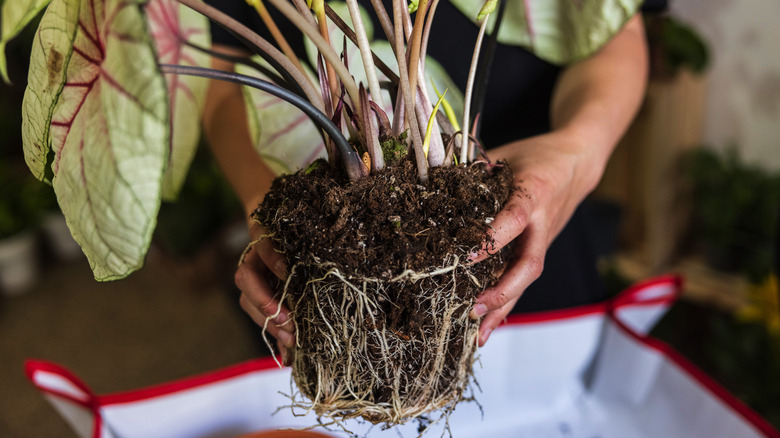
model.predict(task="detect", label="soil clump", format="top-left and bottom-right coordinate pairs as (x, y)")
top-left (254, 156), bottom-right (513, 427)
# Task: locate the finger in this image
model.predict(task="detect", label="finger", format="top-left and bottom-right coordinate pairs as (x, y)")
top-left (477, 296), bottom-right (519, 347)
top-left (235, 250), bottom-right (294, 333)
top-left (248, 221), bottom-right (288, 280)
top-left (240, 292), bottom-right (296, 349)
top-left (470, 188), bottom-right (535, 263)
top-left (279, 344), bottom-right (291, 367)
top-left (470, 224), bottom-right (546, 318)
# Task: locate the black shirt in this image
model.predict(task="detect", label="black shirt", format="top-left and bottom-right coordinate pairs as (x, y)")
top-left (204, 0), bottom-right (664, 311)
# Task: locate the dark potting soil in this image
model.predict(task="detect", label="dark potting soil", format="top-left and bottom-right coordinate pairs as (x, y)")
top-left (254, 156), bottom-right (513, 408)
top-left (255, 157), bottom-right (513, 278)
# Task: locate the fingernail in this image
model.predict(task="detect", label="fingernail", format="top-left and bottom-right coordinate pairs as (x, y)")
top-left (480, 328), bottom-right (493, 346)
top-left (273, 260), bottom-right (287, 279)
top-left (277, 330), bottom-right (294, 349)
top-left (471, 303), bottom-right (488, 318)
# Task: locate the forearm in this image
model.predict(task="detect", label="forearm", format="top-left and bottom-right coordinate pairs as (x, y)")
top-left (203, 46), bottom-right (276, 217)
top-left (549, 14), bottom-right (648, 195)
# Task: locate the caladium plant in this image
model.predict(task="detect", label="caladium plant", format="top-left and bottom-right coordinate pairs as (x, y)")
top-left (1, 0), bottom-right (642, 281)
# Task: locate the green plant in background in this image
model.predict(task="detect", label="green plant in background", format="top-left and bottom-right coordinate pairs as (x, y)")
top-left (684, 147), bottom-right (780, 282)
top-left (155, 142), bottom-right (242, 259)
top-left (645, 14), bottom-right (709, 78)
top-left (0, 163), bottom-right (50, 239)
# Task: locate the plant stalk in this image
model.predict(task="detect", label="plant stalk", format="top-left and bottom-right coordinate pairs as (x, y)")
top-left (160, 64), bottom-right (364, 181)
top-left (324, 4), bottom-right (399, 84)
top-left (345, 0), bottom-right (386, 108)
top-left (393, 0), bottom-right (427, 182)
top-left (360, 86), bottom-right (385, 171)
top-left (246, 0), bottom-right (307, 77)
top-left (459, 16), bottom-right (489, 165)
top-left (406, 0), bottom-right (429, 105)
top-left (175, 0), bottom-right (324, 112)
top-left (183, 40), bottom-right (288, 88)
top-left (266, 0), bottom-right (362, 114)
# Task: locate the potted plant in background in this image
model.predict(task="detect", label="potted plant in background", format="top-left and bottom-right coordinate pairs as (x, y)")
top-left (684, 146), bottom-right (780, 280)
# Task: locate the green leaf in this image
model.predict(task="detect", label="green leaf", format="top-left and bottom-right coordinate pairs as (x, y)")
top-left (0, 0), bottom-right (52, 84)
top-left (146, 0), bottom-right (210, 200)
top-left (23, 0), bottom-right (169, 281)
top-left (449, 0), bottom-right (644, 64)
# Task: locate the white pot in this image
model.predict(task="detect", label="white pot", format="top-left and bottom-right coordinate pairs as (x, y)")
top-left (42, 212), bottom-right (83, 262)
top-left (0, 231), bottom-right (40, 296)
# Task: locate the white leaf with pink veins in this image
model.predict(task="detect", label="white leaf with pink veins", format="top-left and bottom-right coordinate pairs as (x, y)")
top-left (146, 0), bottom-right (210, 200)
top-left (23, 0), bottom-right (169, 280)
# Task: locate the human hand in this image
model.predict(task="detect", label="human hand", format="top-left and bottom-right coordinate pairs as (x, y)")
top-left (468, 130), bottom-right (604, 346)
top-left (235, 219), bottom-right (295, 365)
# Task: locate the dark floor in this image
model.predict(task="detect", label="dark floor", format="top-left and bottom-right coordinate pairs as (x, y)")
top-left (0, 248), bottom-right (261, 437)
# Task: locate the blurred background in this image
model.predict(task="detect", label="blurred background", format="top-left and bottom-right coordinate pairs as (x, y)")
top-left (1, 0), bottom-right (779, 436)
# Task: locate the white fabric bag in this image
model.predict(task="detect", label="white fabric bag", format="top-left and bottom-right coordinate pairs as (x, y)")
top-left (26, 276), bottom-right (779, 438)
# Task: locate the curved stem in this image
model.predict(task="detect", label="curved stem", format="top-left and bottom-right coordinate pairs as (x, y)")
top-left (175, 0), bottom-right (324, 112)
top-left (160, 64), bottom-right (363, 181)
top-left (183, 41), bottom-right (288, 87)
top-left (247, 0), bottom-right (307, 76)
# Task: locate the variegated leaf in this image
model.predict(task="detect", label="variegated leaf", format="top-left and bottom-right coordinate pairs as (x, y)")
top-left (22, 0), bottom-right (169, 280)
top-left (449, 0), bottom-right (644, 64)
top-left (146, 0), bottom-right (210, 200)
top-left (237, 58), bottom-right (325, 176)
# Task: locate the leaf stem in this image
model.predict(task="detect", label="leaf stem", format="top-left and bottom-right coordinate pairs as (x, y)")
top-left (324, 4), bottom-right (399, 84)
top-left (175, 0), bottom-right (324, 112)
top-left (183, 40), bottom-right (288, 87)
top-left (160, 64), bottom-right (364, 181)
top-left (246, 0), bottom-right (306, 76)
top-left (345, 0), bottom-right (385, 108)
top-left (266, 0), bottom-right (362, 114)
top-left (459, 16), bottom-right (489, 165)
top-left (393, 0), bottom-right (427, 182)
top-left (406, 0), bottom-right (429, 102)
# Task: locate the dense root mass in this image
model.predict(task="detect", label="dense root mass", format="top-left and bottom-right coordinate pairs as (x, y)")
top-left (254, 158), bottom-right (513, 429)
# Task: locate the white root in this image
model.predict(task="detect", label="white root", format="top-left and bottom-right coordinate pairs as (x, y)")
top-left (273, 255), bottom-right (482, 434)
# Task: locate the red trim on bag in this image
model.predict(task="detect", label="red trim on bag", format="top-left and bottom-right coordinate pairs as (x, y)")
top-left (99, 356), bottom-right (283, 406)
top-left (24, 360), bottom-right (105, 438)
top-left (92, 413), bottom-right (103, 438)
top-left (24, 360), bottom-right (97, 409)
top-left (610, 314), bottom-right (780, 438)
top-left (503, 275), bottom-right (682, 326)
top-left (503, 302), bottom-right (607, 325)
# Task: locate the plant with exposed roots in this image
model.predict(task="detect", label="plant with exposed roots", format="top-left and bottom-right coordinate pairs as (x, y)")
top-left (6, 0), bottom-right (645, 433)
top-left (6, 0), bottom-right (507, 432)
